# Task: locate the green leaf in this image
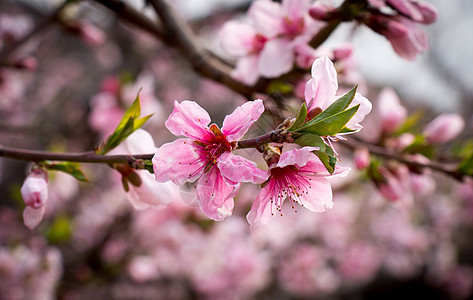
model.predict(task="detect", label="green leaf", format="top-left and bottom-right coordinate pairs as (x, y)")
top-left (266, 81), bottom-right (294, 94)
top-left (45, 162), bottom-right (89, 182)
top-left (294, 133), bottom-right (325, 149)
top-left (96, 92), bottom-right (153, 155)
top-left (314, 146), bottom-right (337, 174)
top-left (288, 103), bottom-right (308, 131)
top-left (309, 85), bottom-right (357, 125)
top-left (339, 126), bottom-right (357, 134)
top-left (297, 104), bottom-right (360, 136)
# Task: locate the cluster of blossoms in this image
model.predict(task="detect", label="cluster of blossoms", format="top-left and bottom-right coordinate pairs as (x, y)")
top-left (151, 56), bottom-right (370, 228)
top-left (219, 0), bottom-right (322, 85)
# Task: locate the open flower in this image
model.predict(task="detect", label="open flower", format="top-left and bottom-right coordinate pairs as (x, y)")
top-left (246, 147), bottom-right (349, 228)
top-left (153, 100), bottom-right (267, 220)
top-left (304, 56), bottom-right (372, 133)
top-left (219, 0), bottom-right (321, 85)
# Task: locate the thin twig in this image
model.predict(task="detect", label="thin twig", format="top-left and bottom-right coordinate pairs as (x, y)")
top-left (339, 138), bottom-right (465, 181)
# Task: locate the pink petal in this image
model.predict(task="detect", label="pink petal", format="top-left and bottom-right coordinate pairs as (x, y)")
top-left (128, 171), bottom-right (176, 210)
top-left (165, 100), bottom-right (212, 140)
top-left (277, 147), bottom-right (319, 169)
top-left (23, 206), bottom-right (45, 230)
top-left (282, 0), bottom-right (310, 20)
top-left (248, 0), bottom-right (283, 38)
top-left (196, 167), bottom-right (237, 221)
top-left (345, 93), bottom-right (372, 132)
top-left (231, 55), bottom-right (260, 86)
top-left (21, 175), bottom-right (48, 209)
top-left (305, 56), bottom-right (338, 110)
top-left (296, 177), bottom-right (334, 212)
top-left (222, 99), bottom-right (265, 141)
top-left (246, 183), bottom-right (277, 229)
top-left (153, 139), bottom-right (205, 185)
top-left (258, 38), bottom-right (295, 78)
top-left (123, 129), bottom-right (157, 154)
top-left (219, 21), bottom-right (257, 56)
top-left (218, 152), bottom-right (269, 184)
top-left (387, 0), bottom-right (423, 22)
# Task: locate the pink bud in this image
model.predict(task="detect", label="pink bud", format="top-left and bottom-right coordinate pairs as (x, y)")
top-left (378, 88), bottom-right (407, 134)
top-left (309, 3), bottom-right (334, 21)
top-left (377, 167), bottom-right (404, 202)
top-left (385, 19), bottom-right (409, 38)
top-left (332, 44), bottom-right (353, 61)
top-left (20, 168), bottom-right (48, 229)
top-left (12, 56), bottom-right (38, 70)
top-left (386, 0), bottom-right (423, 22)
top-left (354, 147), bottom-right (370, 170)
top-left (413, 1), bottom-right (438, 24)
top-left (424, 113), bottom-right (465, 144)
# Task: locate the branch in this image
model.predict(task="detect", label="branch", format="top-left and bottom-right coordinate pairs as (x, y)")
top-left (339, 138), bottom-right (465, 181)
top-left (0, 144), bottom-right (153, 165)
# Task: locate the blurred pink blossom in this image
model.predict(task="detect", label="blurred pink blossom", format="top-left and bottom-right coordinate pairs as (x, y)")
top-left (423, 113), bottom-right (465, 144)
top-left (354, 147), bottom-right (370, 170)
top-left (378, 87), bottom-right (407, 134)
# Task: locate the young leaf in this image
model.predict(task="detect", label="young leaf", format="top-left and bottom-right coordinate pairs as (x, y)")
top-left (96, 92), bottom-right (153, 155)
top-left (314, 146), bottom-right (337, 174)
top-left (308, 85), bottom-right (357, 125)
top-left (288, 103), bottom-right (308, 131)
top-left (294, 133), bottom-right (325, 149)
top-left (297, 104), bottom-right (360, 136)
top-left (45, 162), bottom-right (89, 182)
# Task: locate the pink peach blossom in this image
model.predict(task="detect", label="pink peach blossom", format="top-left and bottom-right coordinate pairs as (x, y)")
top-left (153, 100), bottom-right (267, 220)
top-left (246, 147), bottom-right (349, 228)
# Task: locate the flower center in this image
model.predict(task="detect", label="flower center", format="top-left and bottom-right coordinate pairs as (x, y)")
top-left (268, 166), bottom-right (312, 215)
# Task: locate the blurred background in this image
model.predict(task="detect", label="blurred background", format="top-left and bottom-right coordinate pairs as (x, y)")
top-left (0, 0), bottom-right (472, 299)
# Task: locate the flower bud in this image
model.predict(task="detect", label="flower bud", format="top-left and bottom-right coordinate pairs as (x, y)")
top-left (423, 113), bottom-right (465, 144)
top-left (63, 20), bottom-right (105, 46)
top-left (413, 1), bottom-right (438, 24)
top-left (21, 168), bottom-right (48, 229)
top-left (354, 147), bottom-right (370, 170)
top-left (378, 88), bottom-right (407, 134)
top-left (309, 2), bottom-right (335, 21)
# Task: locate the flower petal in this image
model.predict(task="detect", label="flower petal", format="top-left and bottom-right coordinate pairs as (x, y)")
top-left (305, 56), bottom-right (338, 110)
top-left (153, 139), bottom-right (206, 185)
top-left (231, 55), bottom-right (260, 86)
top-left (128, 171), bottom-right (177, 209)
top-left (165, 100), bottom-right (212, 140)
top-left (246, 183), bottom-right (277, 229)
top-left (296, 177), bottom-right (334, 212)
top-left (282, 0), bottom-right (310, 21)
top-left (345, 92), bottom-right (372, 132)
top-left (123, 129), bottom-right (157, 154)
top-left (222, 99), bottom-right (265, 141)
top-left (248, 0), bottom-right (283, 38)
top-left (219, 21), bottom-right (257, 56)
top-left (23, 205), bottom-right (45, 230)
top-left (218, 152), bottom-right (269, 184)
top-left (196, 167), bottom-right (237, 221)
top-left (277, 147), bottom-right (319, 169)
top-left (258, 38), bottom-right (294, 78)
